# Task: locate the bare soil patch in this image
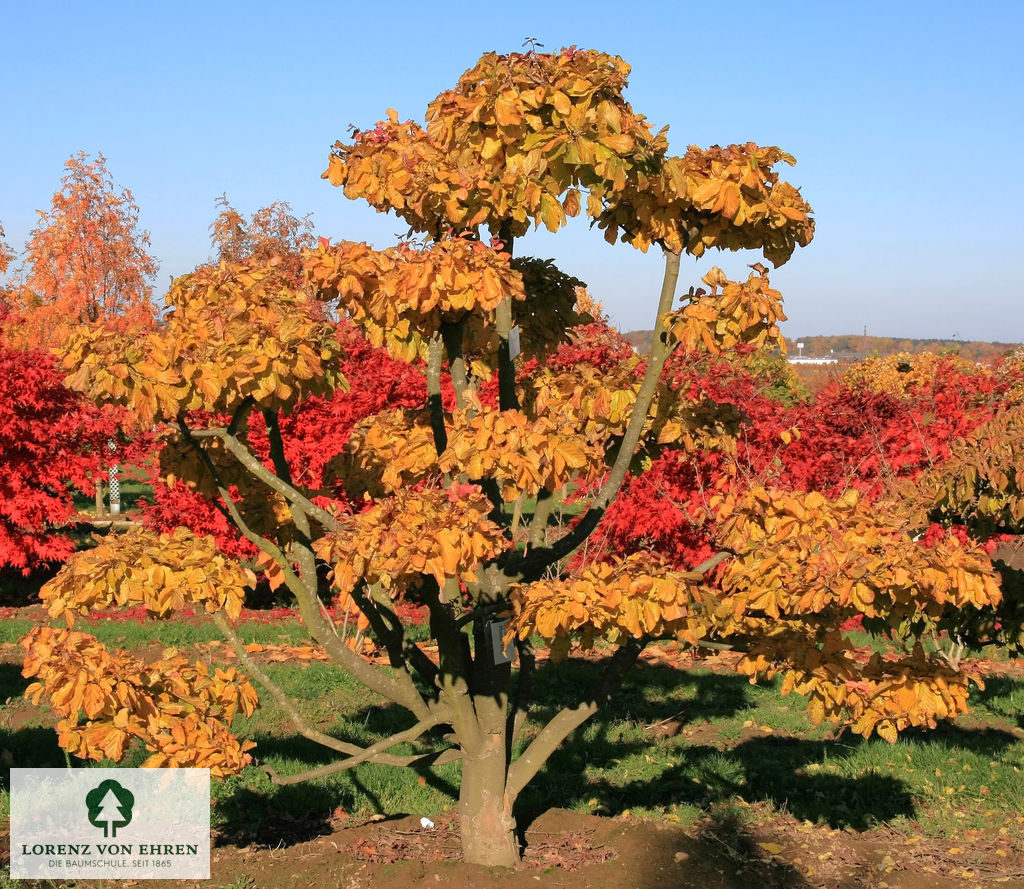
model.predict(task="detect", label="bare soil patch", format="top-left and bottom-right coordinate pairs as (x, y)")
top-left (2, 805), bottom-right (1010, 889)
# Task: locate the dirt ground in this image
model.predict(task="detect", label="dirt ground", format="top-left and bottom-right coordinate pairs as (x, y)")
top-left (4, 805), bottom-right (1015, 889)
top-left (169, 807), bottom-right (1024, 889)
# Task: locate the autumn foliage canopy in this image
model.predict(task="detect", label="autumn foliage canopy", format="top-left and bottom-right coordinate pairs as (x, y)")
top-left (17, 46), bottom-right (1018, 866)
top-left (0, 327), bottom-right (128, 572)
top-left (7, 152), bottom-right (157, 351)
top-left (0, 154), bottom-right (156, 574)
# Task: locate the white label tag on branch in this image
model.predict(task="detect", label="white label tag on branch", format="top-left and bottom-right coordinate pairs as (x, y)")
top-left (508, 325), bottom-right (521, 360)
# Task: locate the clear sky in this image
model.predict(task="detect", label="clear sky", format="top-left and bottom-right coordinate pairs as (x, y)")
top-left (2, 0), bottom-right (1021, 342)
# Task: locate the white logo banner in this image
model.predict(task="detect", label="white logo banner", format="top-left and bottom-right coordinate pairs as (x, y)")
top-left (10, 768), bottom-right (210, 879)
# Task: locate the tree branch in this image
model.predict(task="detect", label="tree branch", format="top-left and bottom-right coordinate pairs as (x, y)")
top-left (528, 488), bottom-right (556, 549)
top-left (227, 397), bottom-right (255, 436)
top-left (284, 476), bottom-right (435, 723)
top-left (680, 550), bottom-right (731, 580)
top-left (505, 637), bottom-right (646, 802)
top-left (263, 712), bottom-right (460, 785)
top-left (178, 414), bottom-right (429, 717)
top-left (211, 612), bottom-right (444, 765)
top-left (440, 319), bottom-right (470, 411)
top-left (423, 579), bottom-right (484, 755)
top-left (350, 582), bottom-right (440, 689)
top-left (508, 638), bottom-right (536, 750)
top-left (453, 599), bottom-right (511, 630)
top-left (505, 250), bottom-right (683, 582)
top-left (177, 414), bottom-right (293, 569)
top-left (262, 408), bottom-right (294, 486)
top-left (426, 332), bottom-right (448, 456)
top-left (213, 429), bottom-right (347, 534)
top-left (495, 222), bottom-right (519, 412)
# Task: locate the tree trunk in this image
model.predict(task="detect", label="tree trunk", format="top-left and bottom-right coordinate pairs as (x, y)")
top-left (458, 742), bottom-right (519, 866)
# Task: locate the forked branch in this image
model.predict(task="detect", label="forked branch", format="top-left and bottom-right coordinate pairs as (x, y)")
top-left (212, 612), bottom-right (448, 765)
top-left (263, 712), bottom-right (460, 785)
top-left (178, 414), bottom-right (431, 717)
top-left (506, 250), bottom-right (683, 582)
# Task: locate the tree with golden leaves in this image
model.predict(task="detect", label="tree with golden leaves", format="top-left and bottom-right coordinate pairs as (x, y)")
top-left (0, 222), bottom-right (15, 315)
top-left (8, 152), bottom-right (157, 351)
top-left (0, 222), bottom-right (12, 278)
top-left (208, 194), bottom-right (315, 291)
top-left (23, 47), bottom-right (1001, 867)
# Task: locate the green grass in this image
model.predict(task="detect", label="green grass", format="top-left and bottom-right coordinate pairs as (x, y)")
top-left (514, 663), bottom-right (1024, 837)
top-left (205, 653), bottom-right (1024, 842)
top-left (2, 618), bottom-right (1024, 846)
top-left (0, 614), bottom-right (315, 649)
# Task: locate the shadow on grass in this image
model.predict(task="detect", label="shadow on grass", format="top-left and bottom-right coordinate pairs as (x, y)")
top-left (899, 718), bottom-right (1023, 752)
top-left (0, 664), bottom-right (67, 787)
top-left (969, 674), bottom-right (1024, 732)
top-left (0, 662), bottom-right (29, 702)
top-left (8, 657), bottom-right (1024, 863)
top-left (532, 657), bottom-right (757, 727)
top-left (585, 804), bottom-right (816, 889)
top-left (213, 783), bottom-right (339, 847)
top-left (517, 661), bottom-right (1024, 831)
top-left (686, 806), bottom-right (814, 889)
top-left (229, 661), bottom-right (760, 846)
top-left (216, 661), bottom-right (951, 843)
top-left (524, 733), bottom-right (917, 830)
top-left (214, 700), bottom-right (462, 847)
top-left (516, 660), bottom-right (756, 820)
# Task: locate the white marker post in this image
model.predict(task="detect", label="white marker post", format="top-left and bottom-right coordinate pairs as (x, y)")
top-left (107, 440), bottom-right (120, 516)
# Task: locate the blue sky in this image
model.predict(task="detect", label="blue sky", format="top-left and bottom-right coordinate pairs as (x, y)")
top-left (2, 1), bottom-right (1021, 341)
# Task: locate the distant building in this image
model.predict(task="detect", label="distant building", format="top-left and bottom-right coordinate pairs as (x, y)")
top-left (789, 342), bottom-right (838, 364)
top-left (787, 356), bottom-right (838, 365)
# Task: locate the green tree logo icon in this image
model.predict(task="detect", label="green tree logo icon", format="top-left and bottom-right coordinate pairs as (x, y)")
top-left (85, 779), bottom-right (135, 838)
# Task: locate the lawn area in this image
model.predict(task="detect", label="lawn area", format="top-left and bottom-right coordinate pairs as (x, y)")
top-left (2, 606), bottom-right (1024, 884)
top-left (1, 610), bottom-right (1024, 889)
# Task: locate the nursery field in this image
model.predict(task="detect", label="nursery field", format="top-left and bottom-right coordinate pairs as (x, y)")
top-left (6, 38), bottom-right (1024, 885)
top-left (3, 608), bottom-right (1024, 889)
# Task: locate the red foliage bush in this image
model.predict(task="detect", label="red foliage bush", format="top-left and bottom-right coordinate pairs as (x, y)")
top-left (769, 359), bottom-right (1007, 499)
top-left (0, 318), bottom-right (137, 572)
top-left (594, 352), bottom-right (1015, 570)
top-left (593, 350), bottom-right (788, 569)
